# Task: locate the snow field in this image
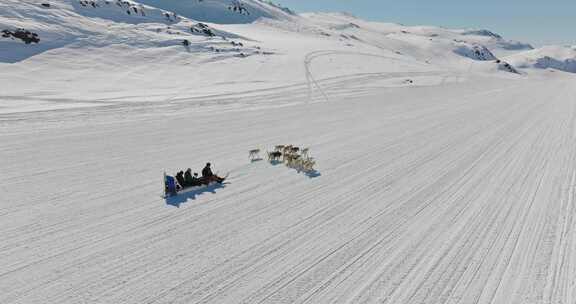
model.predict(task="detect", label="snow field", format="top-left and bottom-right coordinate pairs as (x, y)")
top-left (2, 73), bottom-right (576, 303)
top-left (2, 1), bottom-right (576, 303)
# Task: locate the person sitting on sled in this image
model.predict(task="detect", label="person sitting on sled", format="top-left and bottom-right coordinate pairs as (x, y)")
top-left (191, 172), bottom-right (202, 186)
top-left (201, 163), bottom-right (225, 184)
top-left (175, 171), bottom-right (186, 188)
top-left (165, 174), bottom-right (179, 196)
top-left (184, 168), bottom-right (194, 187)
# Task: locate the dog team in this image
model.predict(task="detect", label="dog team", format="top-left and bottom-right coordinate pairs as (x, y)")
top-left (249, 145), bottom-right (316, 172)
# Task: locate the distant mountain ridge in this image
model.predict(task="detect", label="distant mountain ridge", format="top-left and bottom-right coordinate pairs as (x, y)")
top-left (1, 0), bottom-right (574, 75)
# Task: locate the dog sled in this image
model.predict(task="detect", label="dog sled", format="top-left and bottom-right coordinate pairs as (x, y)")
top-left (163, 172), bottom-right (229, 199)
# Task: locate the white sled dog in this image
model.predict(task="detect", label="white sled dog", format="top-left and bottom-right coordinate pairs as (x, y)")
top-left (300, 148), bottom-right (310, 158)
top-left (249, 149), bottom-right (261, 160)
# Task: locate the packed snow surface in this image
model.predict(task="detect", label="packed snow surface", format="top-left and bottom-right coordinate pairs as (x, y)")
top-left (2, 1), bottom-right (576, 304)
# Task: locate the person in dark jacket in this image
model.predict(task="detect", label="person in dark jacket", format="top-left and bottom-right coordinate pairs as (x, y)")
top-left (184, 168), bottom-right (194, 187)
top-left (202, 163), bottom-right (213, 179)
top-left (201, 163), bottom-right (225, 184)
top-left (175, 171), bottom-right (185, 188)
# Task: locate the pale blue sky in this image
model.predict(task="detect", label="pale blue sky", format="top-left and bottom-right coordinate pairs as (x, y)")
top-left (278, 0), bottom-right (574, 46)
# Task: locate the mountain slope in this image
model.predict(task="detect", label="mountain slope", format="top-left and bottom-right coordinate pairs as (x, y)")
top-left (505, 45), bottom-right (576, 73)
top-left (0, 0), bottom-right (560, 115)
top-left (0, 0), bottom-right (252, 63)
top-left (136, 0), bottom-right (295, 24)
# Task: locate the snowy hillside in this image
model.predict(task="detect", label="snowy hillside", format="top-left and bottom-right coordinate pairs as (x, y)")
top-left (0, 0), bottom-right (270, 112)
top-left (505, 45), bottom-right (576, 73)
top-left (137, 0), bottom-right (296, 24)
top-left (0, 0), bottom-right (539, 114)
top-left (298, 12), bottom-right (525, 68)
top-left (0, 0), bottom-right (253, 62)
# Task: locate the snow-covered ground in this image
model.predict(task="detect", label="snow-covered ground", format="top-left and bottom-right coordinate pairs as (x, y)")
top-left (2, 1), bottom-right (576, 303)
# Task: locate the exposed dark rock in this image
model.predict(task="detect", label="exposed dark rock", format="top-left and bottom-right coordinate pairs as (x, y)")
top-left (1, 29), bottom-right (40, 44)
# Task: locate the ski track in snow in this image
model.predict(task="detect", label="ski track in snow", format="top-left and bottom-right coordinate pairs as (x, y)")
top-left (1, 71), bottom-right (576, 303)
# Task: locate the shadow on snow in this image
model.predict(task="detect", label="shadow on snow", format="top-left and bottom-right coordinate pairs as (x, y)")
top-left (303, 170), bottom-right (321, 179)
top-left (165, 183), bottom-right (227, 208)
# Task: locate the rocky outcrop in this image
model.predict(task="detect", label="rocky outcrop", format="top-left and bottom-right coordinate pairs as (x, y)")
top-left (1, 29), bottom-right (40, 44)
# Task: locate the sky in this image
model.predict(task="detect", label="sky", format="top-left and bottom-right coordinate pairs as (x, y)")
top-left (278, 0), bottom-right (575, 46)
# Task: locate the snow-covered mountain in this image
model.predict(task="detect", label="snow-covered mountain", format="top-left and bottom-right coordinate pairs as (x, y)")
top-left (296, 12), bottom-right (524, 71)
top-left (0, 0), bottom-right (572, 114)
top-left (0, 0), bottom-right (536, 68)
top-left (136, 0), bottom-right (296, 24)
top-left (505, 45), bottom-right (576, 73)
top-left (0, 0), bottom-right (255, 63)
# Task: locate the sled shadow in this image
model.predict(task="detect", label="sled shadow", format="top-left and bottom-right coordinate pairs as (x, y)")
top-left (250, 158), bottom-right (263, 163)
top-left (165, 183), bottom-right (227, 208)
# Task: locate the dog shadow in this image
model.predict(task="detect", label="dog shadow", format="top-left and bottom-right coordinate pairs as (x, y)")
top-left (304, 170), bottom-right (322, 179)
top-left (269, 160), bottom-right (283, 166)
top-left (165, 183), bottom-right (227, 208)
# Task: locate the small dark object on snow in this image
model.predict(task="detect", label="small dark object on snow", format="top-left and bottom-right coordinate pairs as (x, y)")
top-left (182, 39), bottom-right (190, 46)
top-left (41, 3), bottom-right (50, 8)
